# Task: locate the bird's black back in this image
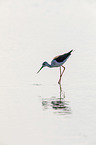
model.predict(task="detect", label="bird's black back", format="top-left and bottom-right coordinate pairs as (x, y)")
top-left (54, 50), bottom-right (73, 62)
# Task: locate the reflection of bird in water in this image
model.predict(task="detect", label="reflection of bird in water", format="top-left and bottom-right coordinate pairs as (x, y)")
top-left (37, 50), bottom-right (73, 84)
top-left (42, 97), bottom-right (71, 115)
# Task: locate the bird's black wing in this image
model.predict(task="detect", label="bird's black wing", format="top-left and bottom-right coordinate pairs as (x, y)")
top-left (54, 50), bottom-right (73, 62)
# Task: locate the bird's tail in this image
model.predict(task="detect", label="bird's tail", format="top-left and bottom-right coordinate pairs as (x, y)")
top-left (69, 49), bottom-right (74, 53)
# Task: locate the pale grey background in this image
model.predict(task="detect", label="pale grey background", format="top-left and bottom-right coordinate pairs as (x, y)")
top-left (0, 0), bottom-right (96, 145)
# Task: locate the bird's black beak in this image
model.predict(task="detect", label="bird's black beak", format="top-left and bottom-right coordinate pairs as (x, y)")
top-left (37, 66), bottom-right (44, 73)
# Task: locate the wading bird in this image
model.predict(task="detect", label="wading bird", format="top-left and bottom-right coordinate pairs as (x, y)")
top-left (37, 50), bottom-right (73, 84)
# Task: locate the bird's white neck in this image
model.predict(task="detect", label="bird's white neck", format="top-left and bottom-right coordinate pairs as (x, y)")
top-left (45, 62), bottom-right (52, 68)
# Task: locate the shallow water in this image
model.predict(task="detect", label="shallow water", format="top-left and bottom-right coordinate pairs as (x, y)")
top-left (0, 0), bottom-right (96, 145)
top-left (0, 83), bottom-right (96, 145)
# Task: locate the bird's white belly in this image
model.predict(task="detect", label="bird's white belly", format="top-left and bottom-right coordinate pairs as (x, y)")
top-left (51, 60), bottom-right (64, 67)
top-left (51, 56), bottom-right (70, 67)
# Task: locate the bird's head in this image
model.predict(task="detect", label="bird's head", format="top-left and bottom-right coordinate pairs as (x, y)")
top-left (37, 61), bottom-right (48, 73)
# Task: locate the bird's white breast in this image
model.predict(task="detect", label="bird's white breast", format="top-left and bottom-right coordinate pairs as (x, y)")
top-left (51, 60), bottom-right (64, 67)
top-left (51, 56), bottom-right (70, 67)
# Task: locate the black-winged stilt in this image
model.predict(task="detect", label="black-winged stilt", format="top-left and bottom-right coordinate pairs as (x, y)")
top-left (37, 50), bottom-right (73, 84)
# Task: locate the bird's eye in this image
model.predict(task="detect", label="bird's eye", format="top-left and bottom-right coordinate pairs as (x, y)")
top-left (43, 62), bottom-right (46, 65)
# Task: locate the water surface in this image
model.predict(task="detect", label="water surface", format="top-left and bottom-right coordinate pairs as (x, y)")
top-left (0, 0), bottom-right (96, 145)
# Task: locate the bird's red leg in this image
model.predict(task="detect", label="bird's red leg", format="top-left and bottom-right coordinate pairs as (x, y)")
top-left (61, 66), bottom-right (65, 78)
top-left (58, 67), bottom-right (61, 84)
top-left (58, 66), bottom-right (65, 84)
